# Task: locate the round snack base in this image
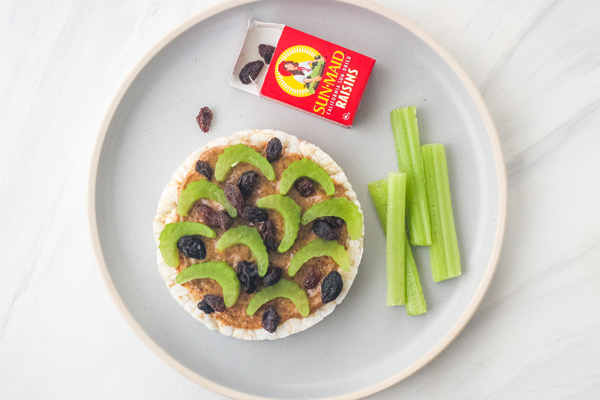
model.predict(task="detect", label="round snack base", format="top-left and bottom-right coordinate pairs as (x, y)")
top-left (153, 129), bottom-right (364, 340)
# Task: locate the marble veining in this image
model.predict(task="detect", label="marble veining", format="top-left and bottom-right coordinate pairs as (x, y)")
top-left (1, 0), bottom-right (599, 399)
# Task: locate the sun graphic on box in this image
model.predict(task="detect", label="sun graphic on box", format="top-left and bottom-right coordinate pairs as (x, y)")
top-left (274, 45), bottom-right (326, 97)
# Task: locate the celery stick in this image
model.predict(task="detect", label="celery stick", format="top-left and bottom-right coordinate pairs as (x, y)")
top-left (405, 239), bottom-right (427, 315)
top-left (421, 144), bottom-right (461, 282)
top-left (390, 107), bottom-right (432, 246)
top-left (386, 172), bottom-right (406, 306)
top-left (369, 177), bottom-right (427, 314)
top-left (367, 178), bottom-right (389, 231)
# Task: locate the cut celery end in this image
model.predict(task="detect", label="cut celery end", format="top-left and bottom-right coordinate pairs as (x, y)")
top-left (405, 239), bottom-right (427, 315)
top-left (390, 106), bottom-right (432, 246)
top-left (422, 144), bottom-right (461, 282)
top-left (386, 172), bottom-right (406, 306)
top-left (368, 179), bottom-right (389, 231)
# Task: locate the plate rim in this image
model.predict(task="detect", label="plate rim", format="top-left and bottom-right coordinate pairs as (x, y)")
top-left (86, 0), bottom-right (507, 398)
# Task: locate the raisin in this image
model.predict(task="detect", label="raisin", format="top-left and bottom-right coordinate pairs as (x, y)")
top-left (203, 294), bottom-right (226, 313)
top-left (197, 298), bottom-right (214, 314)
top-left (261, 306), bottom-right (280, 333)
top-left (224, 183), bottom-right (244, 211)
top-left (321, 271), bottom-right (343, 303)
top-left (176, 235), bottom-right (206, 260)
top-left (216, 210), bottom-right (233, 231)
top-left (303, 266), bottom-right (321, 290)
top-left (241, 206), bottom-right (268, 222)
top-left (239, 60), bottom-right (264, 85)
top-left (258, 44), bottom-right (275, 64)
top-left (260, 219), bottom-right (279, 252)
top-left (237, 171), bottom-right (259, 199)
top-left (323, 216), bottom-right (345, 228)
top-left (196, 107), bottom-right (213, 133)
top-left (295, 178), bottom-right (315, 197)
top-left (195, 204), bottom-right (220, 229)
top-left (262, 265), bottom-right (282, 287)
top-left (265, 137), bottom-right (283, 163)
top-left (194, 160), bottom-right (213, 180)
top-left (236, 261), bottom-right (259, 294)
top-left (312, 220), bottom-right (339, 241)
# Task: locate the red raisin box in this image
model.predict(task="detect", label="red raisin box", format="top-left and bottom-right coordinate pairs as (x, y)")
top-left (229, 20), bottom-right (376, 128)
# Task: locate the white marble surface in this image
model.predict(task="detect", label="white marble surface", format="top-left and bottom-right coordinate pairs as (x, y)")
top-left (1, 0), bottom-right (599, 398)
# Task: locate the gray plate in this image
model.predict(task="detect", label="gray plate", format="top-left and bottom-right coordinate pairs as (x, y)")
top-left (90, 0), bottom-right (506, 398)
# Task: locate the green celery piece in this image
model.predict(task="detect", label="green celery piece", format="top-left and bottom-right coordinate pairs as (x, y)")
top-left (279, 158), bottom-right (335, 196)
top-left (216, 225), bottom-right (269, 277)
top-left (386, 172), bottom-right (406, 306)
top-left (214, 144), bottom-right (275, 181)
top-left (177, 180), bottom-right (237, 217)
top-left (368, 178), bottom-right (389, 231)
top-left (301, 197), bottom-right (363, 240)
top-left (175, 262), bottom-right (240, 307)
top-left (287, 238), bottom-right (350, 277)
top-left (390, 106), bottom-right (432, 246)
top-left (422, 144), bottom-right (461, 282)
top-left (246, 279), bottom-right (309, 317)
top-left (368, 177), bottom-right (427, 314)
top-left (405, 239), bottom-right (427, 315)
top-left (255, 194), bottom-right (301, 252)
top-left (158, 222), bottom-right (216, 267)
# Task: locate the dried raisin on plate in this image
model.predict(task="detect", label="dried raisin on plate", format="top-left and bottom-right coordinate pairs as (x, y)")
top-left (260, 219), bottom-right (279, 252)
top-left (216, 210), bottom-right (233, 231)
top-left (323, 216), bottom-right (345, 228)
top-left (237, 261), bottom-right (259, 294)
top-left (176, 235), bottom-right (206, 260)
top-left (296, 178), bottom-right (315, 197)
top-left (303, 266), bottom-right (321, 290)
top-left (265, 137), bottom-right (283, 163)
top-left (224, 183), bottom-right (244, 212)
top-left (262, 306), bottom-right (281, 333)
top-left (321, 271), bottom-right (343, 303)
top-left (237, 171), bottom-right (259, 199)
top-left (197, 298), bottom-right (214, 314)
top-left (262, 265), bottom-right (282, 287)
top-left (196, 107), bottom-right (213, 133)
top-left (239, 60), bottom-right (264, 85)
top-left (194, 160), bottom-right (213, 180)
top-left (258, 44), bottom-right (275, 64)
top-left (312, 219), bottom-right (339, 241)
top-left (203, 294), bottom-right (226, 312)
top-left (241, 206), bottom-right (268, 223)
top-left (195, 204), bottom-right (220, 229)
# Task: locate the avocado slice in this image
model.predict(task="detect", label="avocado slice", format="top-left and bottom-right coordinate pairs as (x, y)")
top-left (159, 222), bottom-right (216, 267)
top-left (279, 158), bottom-right (335, 196)
top-left (216, 225), bottom-right (269, 276)
top-left (214, 144), bottom-right (275, 182)
top-left (255, 194), bottom-right (301, 253)
top-left (175, 262), bottom-right (240, 307)
top-left (246, 279), bottom-right (309, 317)
top-left (301, 197), bottom-right (363, 240)
top-left (177, 180), bottom-right (237, 217)
top-left (287, 237), bottom-right (350, 277)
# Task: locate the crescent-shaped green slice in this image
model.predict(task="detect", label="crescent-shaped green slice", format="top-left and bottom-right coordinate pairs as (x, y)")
top-left (175, 262), bottom-right (240, 307)
top-left (159, 222), bottom-right (216, 267)
top-left (214, 144), bottom-right (275, 182)
top-left (301, 197), bottom-right (363, 240)
top-left (279, 158), bottom-right (335, 196)
top-left (177, 180), bottom-right (237, 217)
top-left (255, 194), bottom-right (301, 253)
top-left (287, 237), bottom-right (350, 277)
top-left (216, 225), bottom-right (269, 276)
top-left (246, 279), bottom-right (309, 317)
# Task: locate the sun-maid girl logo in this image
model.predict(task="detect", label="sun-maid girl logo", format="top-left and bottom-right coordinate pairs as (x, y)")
top-left (274, 45), bottom-right (326, 97)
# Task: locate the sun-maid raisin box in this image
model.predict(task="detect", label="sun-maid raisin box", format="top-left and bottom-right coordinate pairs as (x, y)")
top-left (230, 20), bottom-right (376, 128)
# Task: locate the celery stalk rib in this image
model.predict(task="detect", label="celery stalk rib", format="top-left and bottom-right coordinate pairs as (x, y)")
top-left (369, 177), bottom-right (427, 314)
top-left (390, 107), bottom-right (432, 246)
top-left (386, 172), bottom-right (406, 306)
top-left (422, 144), bottom-right (461, 282)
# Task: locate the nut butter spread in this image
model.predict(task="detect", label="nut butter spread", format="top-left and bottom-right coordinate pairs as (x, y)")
top-left (174, 143), bottom-right (350, 330)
